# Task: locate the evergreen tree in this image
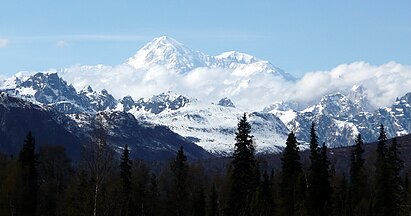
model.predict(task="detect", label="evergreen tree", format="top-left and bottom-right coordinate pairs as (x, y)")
top-left (280, 131), bottom-right (302, 216)
top-left (120, 144), bottom-right (132, 193)
top-left (349, 133), bottom-right (368, 214)
top-left (251, 170), bottom-right (274, 216)
top-left (120, 144), bottom-right (132, 216)
top-left (387, 138), bottom-right (404, 215)
top-left (227, 113), bottom-right (257, 216)
top-left (18, 131), bottom-right (39, 216)
top-left (350, 134), bottom-right (365, 183)
top-left (207, 184), bottom-right (219, 216)
top-left (309, 122), bottom-right (319, 162)
top-left (377, 124), bottom-right (388, 156)
top-left (170, 146), bottom-right (189, 216)
top-left (319, 142), bottom-right (332, 214)
top-left (37, 145), bottom-right (72, 216)
top-left (373, 124), bottom-right (393, 216)
top-left (333, 175), bottom-right (349, 216)
top-left (307, 124), bottom-right (332, 216)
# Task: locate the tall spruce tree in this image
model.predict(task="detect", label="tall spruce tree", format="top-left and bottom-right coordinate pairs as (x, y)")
top-left (387, 138), bottom-right (404, 215)
top-left (307, 124), bottom-right (332, 216)
top-left (373, 124), bottom-right (393, 216)
top-left (333, 175), bottom-right (349, 216)
top-left (349, 133), bottom-right (367, 214)
top-left (19, 131), bottom-right (39, 216)
top-left (227, 113), bottom-right (257, 216)
top-left (251, 170), bottom-right (274, 216)
top-left (120, 144), bottom-right (132, 216)
top-left (170, 146), bottom-right (189, 216)
top-left (309, 122), bottom-right (319, 162)
top-left (280, 131), bottom-right (302, 216)
top-left (350, 134), bottom-right (365, 183)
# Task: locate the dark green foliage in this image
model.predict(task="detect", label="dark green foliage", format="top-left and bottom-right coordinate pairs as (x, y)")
top-left (349, 133), bottom-right (368, 214)
top-left (2, 118), bottom-right (411, 216)
top-left (120, 144), bottom-right (132, 193)
top-left (251, 170), bottom-right (275, 216)
top-left (129, 160), bottom-right (149, 216)
top-left (120, 144), bottom-right (132, 216)
top-left (350, 134), bottom-right (365, 183)
top-left (372, 125), bottom-right (405, 216)
top-left (309, 122), bottom-right (319, 162)
top-left (307, 124), bottom-right (332, 216)
top-left (170, 146), bottom-right (189, 216)
top-left (280, 131), bottom-right (303, 216)
top-left (59, 170), bottom-right (93, 216)
top-left (373, 124), bottom-right (394, 216)
top-left (377, 124), bottom-right (388, 156)
top-left (387, 138), bottom-right (404, 215)
top-left (333, 175), bottom-right (349, 216)
top-left (37, 145), bottom-right (72, 216)
top-left (227, 113), bottom-right (257, 216)
top-left (19, 131), bottom-right (39, 216)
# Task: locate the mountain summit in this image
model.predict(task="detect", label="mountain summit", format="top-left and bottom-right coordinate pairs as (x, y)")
top-left (126, 36), bottom-right (295, 81)
top-left (126, 36), bottom-right (208, 73)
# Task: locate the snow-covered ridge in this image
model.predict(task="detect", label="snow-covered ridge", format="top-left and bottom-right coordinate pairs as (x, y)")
top-left (264, 89), bottom-right (411, 148)
top-left (129, 96), bottom-right (289, 155)
top-left (1, 36), bottom-right (411, 155)
top-left (2, 70), bottom-right (411, 154)
top-left (127, 36), bottom-right (208, 73)
top-left (126, 36), bottom-right (295, 80)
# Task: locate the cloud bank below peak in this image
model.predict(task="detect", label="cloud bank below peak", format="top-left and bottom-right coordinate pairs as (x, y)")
top-left (7, 36), bottom-right (410, 111)
top-left (291, 61), bottom-right (411, 108)
top-left (56, 60), bottom-right (411, 111)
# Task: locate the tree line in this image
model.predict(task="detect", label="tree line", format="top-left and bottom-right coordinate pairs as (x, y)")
top-left (0, 113), bottom-right (410, 216)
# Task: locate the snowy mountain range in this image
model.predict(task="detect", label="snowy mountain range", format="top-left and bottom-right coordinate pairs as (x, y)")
top-left (1, 36), bottom-right (411, 157)
top-left (126, 36), bottom-right (295, 80)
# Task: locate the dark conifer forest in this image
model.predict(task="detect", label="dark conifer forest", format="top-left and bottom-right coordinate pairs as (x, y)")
top-left (1, 114), bottom-right (411, 216)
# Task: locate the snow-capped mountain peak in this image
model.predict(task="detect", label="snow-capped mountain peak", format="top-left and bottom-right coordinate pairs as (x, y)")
top-left (304, 92), bottom-right (358, 119)
top-left (80, 85), bottom-right (94, 94)
top-left (124, 36), bottom-right (295, 81)
top-left (121, 91), bottom-right (192, 115)
top-left (0, 71), bottom-right (33, 90)
top-left (217, 97), bottom-right (236, 108)
top-left (215, 51), bottom-right (260, 64)
top-left (149, 36), bottom-right (183, 47)
top-left (126, 36), bottom-right (207, 73)
top-left (347, 84), bottom-right (373, 111)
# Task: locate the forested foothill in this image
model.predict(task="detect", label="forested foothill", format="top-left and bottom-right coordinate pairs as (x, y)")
top-left (1, 113), bottom-right (411, 216)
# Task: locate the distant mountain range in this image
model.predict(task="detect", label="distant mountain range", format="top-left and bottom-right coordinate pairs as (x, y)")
top-left (126, 36), bottom-right (295, 80)
top-left (0, 92), bottom-right (211, 160)
top-left (1, 36), bottom-right (410, 158)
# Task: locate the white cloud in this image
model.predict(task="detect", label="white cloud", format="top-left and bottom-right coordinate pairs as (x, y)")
top-left (60, 64), bottom-right (295, 110)
top-left (58, 61), bottom-right (411, 111)
top-left (291, 61), bottom-right (411, 108)
top-left (0, 38), bottom-right (9, 48)
top-left (55, 40), bottom-right (69, 48)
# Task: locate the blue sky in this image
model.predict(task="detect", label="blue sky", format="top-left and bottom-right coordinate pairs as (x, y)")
top-left (1, 0), bottom-right (410, 77)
